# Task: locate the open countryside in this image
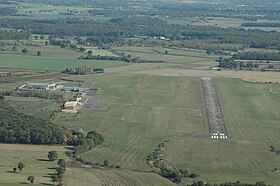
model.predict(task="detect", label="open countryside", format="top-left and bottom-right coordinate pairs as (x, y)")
top-left (0, 0), bottom-right (280, 186)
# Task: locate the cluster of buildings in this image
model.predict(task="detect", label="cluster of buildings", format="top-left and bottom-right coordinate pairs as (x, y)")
top-left (21, 82), bottom-right (94, 113)
top-left (27, 83), bottom-right (59, 90)
top-left (134, 35), bottom-right (170, 41)
top-left (62, 92), bottom-right (85, 113)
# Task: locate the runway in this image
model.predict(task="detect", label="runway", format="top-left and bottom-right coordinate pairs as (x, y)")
top-left (201, 77), bottom-right (228, 140)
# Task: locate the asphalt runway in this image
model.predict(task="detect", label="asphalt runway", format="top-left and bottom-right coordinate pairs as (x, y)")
top-left (201, 77), bottom-right (228, 140)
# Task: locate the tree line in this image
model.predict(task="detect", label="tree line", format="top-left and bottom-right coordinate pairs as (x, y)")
top-left (233, 52), bottom-right (280, 61)
top-left (0, 7), bottom-right (17, 16)
top-left (241, 23), bottom-right (280, 27)
top-left (7, 0), bottom-right (280, 21)
top-left (0, 99), bottom-right (106, 153)
top-left (66, 128), bottom-right (105, 157)
top-left (0, 103), bottom-right (65, 144)
top-left (1, 18), bottom-right (280, 50)
top-left (216, 57), bottom-right (276, 70)
top-left (188, 181), bottom-right (268, 186)
top-left (0, 30), bottom-right (31, 40)
top-left (147, 140), bottom-right (198, 183)
top-left (62, 65), bottom-right (104, 75)
top-left (81, 54), bottom-right (165, 63)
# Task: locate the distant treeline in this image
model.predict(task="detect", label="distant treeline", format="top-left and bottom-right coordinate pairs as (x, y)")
top-left (62, 65), bottom-right (104, 75)
top-left (8, 0), bottom-right (280, 20)
top-left (0, 103), bottom-right (65, 144)
top-left (0, 7), bottom-right (17, 16)
top-left (217, 57), bottom-right (276, 70)
top-left (16, 0), bottom-right (133, 6)
top-left (81, 55), bottom-right (165, 63)
top-left (188, 181), bottom-right (268, 186)
top-left (233, 52), bottom-right (280, 60)
top-left (242, 23), bottom-right (280, 27)
top-left (0, 30), bottom-right (31, 40)
top-left (1, 18), bottom-right (280, 50)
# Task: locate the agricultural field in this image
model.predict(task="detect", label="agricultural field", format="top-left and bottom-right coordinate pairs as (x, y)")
top-left (0, 144), bottom-right (66, 185)
top-left (0, 144), bottom-right (173, 186)
top-left (164, 18), bottom-right (193, 25)
top-left (4, 96), bottom-right (62, 120)
top-left (1, 0), bottom-right (280, 185)
top-left (192, 18), bottom-right (280, 32)
top-left (64, 168), bottom-right (174, 186)
top-left (0, 45), bottom-right (128, 71)
top-left (84, 47), bottom-right (118, 57)
top-left (4, 2), bottom-right (110, 21)
top-left (113, 46), bottom-right (219, 67)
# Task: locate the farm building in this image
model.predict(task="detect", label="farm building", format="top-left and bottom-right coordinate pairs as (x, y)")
top-left (28, 83), bottom-right (56, 90)
top-left (64, 101), bottom-right (78, 110)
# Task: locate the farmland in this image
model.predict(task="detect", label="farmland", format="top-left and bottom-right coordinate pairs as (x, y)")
top-left (0, 144), bottom-right (66, 185)
top-left (64, 168), bottom-right (174, 186)
top-left (1, 50), bottom-right (280, 185)
top-left (53, 70), bottom-right (280, 184)
top-left (113, 46), bottom-right (219, 67)
top-left (0, 0), bottom-right (280, 185)
top-left (191, 18), bottom-right (280, 32)
top-left (4, 96), bottom-right (62, 119)
top-left (0, 144), bottom-right (173, 186)
top-left (0, 46), bottom-right (128, 71)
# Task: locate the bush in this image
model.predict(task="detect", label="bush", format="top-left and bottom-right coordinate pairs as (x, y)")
top-left (22, 48), bottom-right (28, 53)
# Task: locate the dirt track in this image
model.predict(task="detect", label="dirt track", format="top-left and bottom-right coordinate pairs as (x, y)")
top-left (201, 77), bottom-right (228, 140)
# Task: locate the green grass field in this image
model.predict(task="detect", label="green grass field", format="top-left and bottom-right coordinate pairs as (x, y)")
top-left (54, 74), bottom-right (205, 171)
top-left (113, 46), bottom-right (218, 66)
top-left (1, 1), bottom-right (280, 185)
top-left (52, 73), bottom-right (280, 185)
top-left (0, 144), bottom-right (66, 185)
top-left (0, 45), bottom-right (128, 71)
top-left (64, 168), bottom-right (174, 186)
top-left (4, 96), bottom-right (62, 120)
top-left (164, 78), bottom-right (280, 184)
top-left (192, 17), bottom-right (280, 32)
top-left (0, 144), bottom-right (174, 186)
top-left (4, 2), bottom-right (110, 21)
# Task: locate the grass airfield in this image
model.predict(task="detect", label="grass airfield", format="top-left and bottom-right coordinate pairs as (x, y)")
top-left (0, 45), bottom-right (280, 185)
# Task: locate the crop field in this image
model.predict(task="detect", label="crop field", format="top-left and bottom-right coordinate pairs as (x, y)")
top-left (3, 2), bottom-right (110, 21)
top-left (129, 65), bottom-right (280, 83)
top-left (64, 168), bottom-right (174, 186)
top-left (4, 96), bottom-right (62, 119)
top-left (84, 47), bottom-right (118, 57)
top-left (0, 53), bottom-right (127, 71)
top-left (0, 144), bottom-right (66, 185)
top-left (192, 18), bottom-right (250, 28)
top-left (113, 46), bottom-right (218, 66)
top-left (1, 45), bottom-right (79, 58)
top-left (114, 46), bottom-right (213, 57)
top-left (164, 18), bottom-right (193, 25)
top-left (192, 18), bottom-right (280, 32)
